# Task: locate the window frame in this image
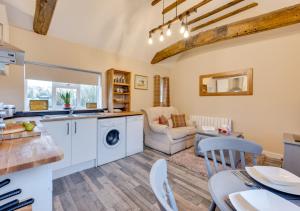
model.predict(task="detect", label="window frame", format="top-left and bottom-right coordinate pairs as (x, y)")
top-left (24, 61), bottom-right (103, 111)
top-left (52, 82), bottom-right (81, 109)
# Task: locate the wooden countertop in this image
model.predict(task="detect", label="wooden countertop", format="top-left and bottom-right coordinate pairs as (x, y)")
top-left (18, 205), bottom-right (32, 211)
top-left (0, 118), bottom-right (63, 176)
top-left (40, 111), bottom-right (143, 122)
top-left (101, 111), bottom-right (143, 118)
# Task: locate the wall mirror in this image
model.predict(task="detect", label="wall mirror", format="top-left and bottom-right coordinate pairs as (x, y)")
top-left (199, 69), bottom-right (253, 96)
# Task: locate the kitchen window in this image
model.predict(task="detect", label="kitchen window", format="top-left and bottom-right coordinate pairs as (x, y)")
top-left (24, 62), bottom-right (102, 110)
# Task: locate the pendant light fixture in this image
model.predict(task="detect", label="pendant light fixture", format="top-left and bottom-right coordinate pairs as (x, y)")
top-left (148, 33), bottom-right (153, 45)
top-left (183, 15), bottom-right (189, 38)
top-left (166, 24), bottom-right (172, 36)
top-left (159, 0), bottom-right (165, 42)
top-left (183, 28), bottom-right (189, 38)
top-left (180, 20), bottom-right (186, 34)
top-left (148, 0), bottom-right (193, 46)
top-left (159, 30), bottom-right (164, 42)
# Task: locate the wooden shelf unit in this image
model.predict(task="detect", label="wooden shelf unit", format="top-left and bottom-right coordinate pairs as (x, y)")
top-left (107, 69), bottom-right (131, 112)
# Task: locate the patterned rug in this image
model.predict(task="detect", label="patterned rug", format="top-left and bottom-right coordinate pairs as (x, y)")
top-left (168, 147), bottom-right (210, 178)
top-left (167, 147), bottom-right (271, 178)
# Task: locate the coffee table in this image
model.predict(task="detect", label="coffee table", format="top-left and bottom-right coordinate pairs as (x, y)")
top-left (194, 129), bottom-right (244, 164)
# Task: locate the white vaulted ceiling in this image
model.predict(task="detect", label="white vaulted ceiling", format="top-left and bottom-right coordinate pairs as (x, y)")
top-left (0, 0), bottom-right (299, 63)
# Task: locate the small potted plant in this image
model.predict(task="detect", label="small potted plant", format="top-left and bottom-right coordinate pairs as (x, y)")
top-left (59, 91), bottom-right (71, 109)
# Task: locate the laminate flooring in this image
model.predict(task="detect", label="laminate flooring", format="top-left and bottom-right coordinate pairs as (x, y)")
top-left (53, 148), bottom-right (211, 211)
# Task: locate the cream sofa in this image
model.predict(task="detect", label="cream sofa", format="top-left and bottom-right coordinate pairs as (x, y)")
top-left (142, 107), bottom-right (196, 155)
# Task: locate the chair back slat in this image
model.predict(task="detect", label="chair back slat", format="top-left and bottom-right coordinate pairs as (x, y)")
top-left (211, 150), bottom-right (219, 172)
top-left (204, 151), bottom-right (213, 177)
top-left (228, 150), bottom-right (236, 169)
top-left (253, 155), bottom-right (257, 165)
top-left (198, 137), bottom-right (263, 178)
top-left (150, 159), bottom-right (178, 211)
top-left (240, 151), bottom-right (246, 169)
top-left (165, 180), bottom-right (177, 210)
top-left (219, 150), bottom-right (227, 169)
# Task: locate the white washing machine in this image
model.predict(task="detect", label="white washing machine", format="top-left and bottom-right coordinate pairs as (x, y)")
top-left (97, 117), bottom-right (126, 165)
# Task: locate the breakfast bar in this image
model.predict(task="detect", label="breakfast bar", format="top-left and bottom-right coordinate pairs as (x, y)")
top-left (0, 123), bottom-right (63, 211)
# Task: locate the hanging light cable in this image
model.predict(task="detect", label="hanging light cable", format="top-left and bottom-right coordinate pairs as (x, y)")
top-left (167, 0), bottom-right (177, 37)
top-left (159, 0), bottom-right (165, 42)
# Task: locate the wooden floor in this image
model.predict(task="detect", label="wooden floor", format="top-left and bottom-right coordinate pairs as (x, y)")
top-left (53, 149), bottom-right (211, 211)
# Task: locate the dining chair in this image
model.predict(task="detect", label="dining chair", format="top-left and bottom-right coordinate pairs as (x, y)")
top-left (198, 137), bottom-right (263, 211)
top-left (150, 159), bottom-right (178, 211)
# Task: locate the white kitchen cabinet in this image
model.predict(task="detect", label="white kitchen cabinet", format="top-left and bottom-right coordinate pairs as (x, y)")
top-left (43, 120), bottom-right (72, 170)
top-left (126, 115), bottom-right (144, 156)
top-left (72, 118), bottom-right (97, 165)
top-left (43, 118), bottom-right (97, 171)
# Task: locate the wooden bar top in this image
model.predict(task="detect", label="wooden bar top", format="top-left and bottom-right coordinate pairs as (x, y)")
top-left (18, 205), bottom-right (32, 211)
top-left (0, 122), bottom-right (63, 176)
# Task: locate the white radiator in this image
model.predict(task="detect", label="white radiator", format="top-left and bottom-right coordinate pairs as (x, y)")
top-left (189, 115), bottom-right (232, 130)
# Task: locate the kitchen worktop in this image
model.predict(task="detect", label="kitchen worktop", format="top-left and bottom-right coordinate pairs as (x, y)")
top-left (40, 111), bottom-right (143, 122)
top-left (0, 117), bottom-right (63, 176)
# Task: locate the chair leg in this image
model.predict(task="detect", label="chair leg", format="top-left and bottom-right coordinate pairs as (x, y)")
top-left (209, 201), bottom-right (216, 211)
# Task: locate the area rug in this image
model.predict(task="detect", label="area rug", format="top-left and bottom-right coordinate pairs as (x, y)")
top-left (167, 147), bottom-right (268, 178)
top-left (168, 147), bottom-right (210, 178)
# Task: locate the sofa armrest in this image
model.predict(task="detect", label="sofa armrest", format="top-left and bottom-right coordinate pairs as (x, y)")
top-left (149, 123), bottom-right (168, 134)
top-left (186, 120), bottom-right (196, 127)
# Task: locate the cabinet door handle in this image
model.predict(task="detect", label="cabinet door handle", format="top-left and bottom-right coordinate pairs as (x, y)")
top-left (67, 123), bottom-right (70, 135)
top-left (74, 122), bottom-right (77, 134)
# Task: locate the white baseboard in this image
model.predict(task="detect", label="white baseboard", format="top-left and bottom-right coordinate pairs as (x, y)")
top-left (263, 150), bottom-right (283, 160)
top-left (53, 159), bottom-right (96, 179)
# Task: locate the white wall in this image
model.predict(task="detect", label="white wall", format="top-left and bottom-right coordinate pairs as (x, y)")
top-left (0, 26), bottom-right (170, 111)
top-left (169, 25), bottom-right (300, 155)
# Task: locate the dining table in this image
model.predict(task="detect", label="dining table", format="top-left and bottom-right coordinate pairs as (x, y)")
top-left (208, 170), bottom-right (300, 211)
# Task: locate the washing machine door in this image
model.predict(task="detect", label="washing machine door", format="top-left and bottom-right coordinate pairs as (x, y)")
top-left (104, 129), bottom-right (120, 148)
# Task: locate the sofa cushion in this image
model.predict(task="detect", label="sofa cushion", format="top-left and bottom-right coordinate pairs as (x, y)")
top-left (171, 114), bottom-right (187, 128)
top-left (144, 107), bottom-right (178, 124)
top-left (149, 123), bottom-right (168, 134)
top-left (168, 126), bottom-right (196, 140)
top-left (158, 115), bottom-right (169, 126)
top-left (185, 126), bottom-right (197, 136)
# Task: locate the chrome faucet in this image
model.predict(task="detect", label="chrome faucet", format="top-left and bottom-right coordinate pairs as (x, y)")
top-left (69, 107), bottom-right (75, 115)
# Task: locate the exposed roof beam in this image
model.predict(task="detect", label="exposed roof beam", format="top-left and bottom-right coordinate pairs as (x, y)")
top-left (150, 0), bottom-right (212, 33)
top-left (33, 0), bottom-right (57, 35)
top-left (151, 4), bottom-right (300, 64)
top-left (191, 2), bottom-right (258, 32)
top-left (187, 0), bottom-right (246, 25)
top-left (152, 0), bottom-right (162, 6)
top-left (162, 0), bottom-right (186, 14)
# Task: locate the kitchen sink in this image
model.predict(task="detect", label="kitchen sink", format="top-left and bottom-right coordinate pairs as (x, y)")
top-left (42, 115), bottom-right (71, 120)
top-left (42, 113), bottom-right (103, 120)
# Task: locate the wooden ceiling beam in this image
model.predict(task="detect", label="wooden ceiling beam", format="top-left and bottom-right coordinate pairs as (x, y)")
top-left (187, 0), bottom-right (246, 25)
top-left (33, 0), bottom-right (57, 35)
top-left (150, 0), bottom-right (212, 33)
top-left (151, 4), bottom-right (300, 64)
top-left (162, 0), bottom-right (186, 14)
top-left (152, 0), bottom-right (162, 6)
top-left (191, 3), bottom-right (258, 32)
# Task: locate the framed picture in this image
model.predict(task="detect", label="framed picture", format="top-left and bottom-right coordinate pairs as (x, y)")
top-left (134, 75), bottom-right (148, 90)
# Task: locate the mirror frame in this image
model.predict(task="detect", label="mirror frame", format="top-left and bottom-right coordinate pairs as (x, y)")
top-left (199, 68), bottom-right (253, 96)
